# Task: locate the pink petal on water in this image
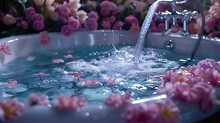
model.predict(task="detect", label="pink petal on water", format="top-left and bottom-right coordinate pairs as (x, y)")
top-left (52, 59), bottom-right (64, 63)
top-left (27, 56), bottom-right (36, 61)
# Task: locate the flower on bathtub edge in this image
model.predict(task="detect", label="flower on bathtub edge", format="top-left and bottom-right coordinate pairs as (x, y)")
top-left (53, 96), bottom-right (86, 112)
top-left (123, 99), bottom-right (181, 123)
top-left (26, 93), bottom-right (49, 107)
top-left (0, 43), bottom-right (11, 55)
top-left (0, 98), bottom-right (24, 121)
top-left (40, 31), bottom-right (50, 45)
top-left (105, 94), bottom-right (131, 108)
top-left (158, 59), bottom-right (220, 112)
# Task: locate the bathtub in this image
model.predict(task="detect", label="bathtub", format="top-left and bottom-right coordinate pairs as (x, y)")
top-left (0, 31), bottom-right (219, 123)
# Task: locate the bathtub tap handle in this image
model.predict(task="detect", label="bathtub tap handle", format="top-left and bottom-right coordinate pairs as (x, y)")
top-left (181, 10), bottom-right (198, 36)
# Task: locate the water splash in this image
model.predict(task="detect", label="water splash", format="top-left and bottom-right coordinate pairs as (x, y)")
top-left (134, 0), bottom-right (174, 62)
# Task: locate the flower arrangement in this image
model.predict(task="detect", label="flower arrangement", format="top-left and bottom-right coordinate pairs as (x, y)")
top-left (0, 0), bottom-right (220, 38)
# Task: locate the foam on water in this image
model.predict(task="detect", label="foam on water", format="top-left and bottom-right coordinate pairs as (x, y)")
top-left (0, 46), bottom-right (181, 103)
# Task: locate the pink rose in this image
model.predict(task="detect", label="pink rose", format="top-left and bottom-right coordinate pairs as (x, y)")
top-left (84, 18), bottom-right (98, 30)
top-left (88, 11), bottom-right (99, 21)
top-left (25, 7), bottom-right (36, 21)
top-left (125, 15), bottom-right (139, 25)
top-left (100, 1), bottom-right (117, 16)
top-left (20, 21), bottom-right (28, 30)
top-left (32, 20), bottom-right (44, 30)
top-left (55, 4), bottom-right (70, 17)
top-left (61, 25), bottom-right (73, 36)
top-left (109, 16), bottom-right (116, 23)
top-left (129, 24), bottom-right (140, 34)
top-left (33, 13), bottom-right (44, 21)
top-left (68, 17), bottom-right (80, 31)
top-left (3, 14), bottom-right (16, 26)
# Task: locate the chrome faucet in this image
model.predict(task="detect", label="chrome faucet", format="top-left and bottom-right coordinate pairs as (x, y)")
top-left (155, 0), bottom-right (198, 36)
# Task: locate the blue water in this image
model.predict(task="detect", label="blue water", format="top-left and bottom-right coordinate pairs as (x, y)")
top-left (0, 46), bottom-right (196, 103)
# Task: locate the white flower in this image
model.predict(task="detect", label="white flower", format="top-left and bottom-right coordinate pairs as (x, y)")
top-left (77, 10), bottom-right (88, 23)
top-left (68, 0), bottom-right (81, 11)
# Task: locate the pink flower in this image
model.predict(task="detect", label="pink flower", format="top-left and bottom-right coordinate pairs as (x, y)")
top-left (113, 21), bottom-right (123, 30)
top-left (204, 14), bottom-right (218, 33)
top-left (3, 14), bottom-right (16, 26)
top-left (101, 20), bottom-right (111, 29)
top-left (68, 17), bottom-right (80, 31)
top-left (105, 94), bottom-right (131, 108)
top-left (33, 13), bottom-right (44, 21)
top-left (8, 80), bottom-right (18, 88)
top-left (33, 0), bottom-right (45, 6)
top-left (82, 79), bottom-right (100, 86)
top-left (101, 8), bottom-right (110, 16)
top-left (109, 16), bottom-right (116, 23)
top-left (84, 19), bottom-right (98, 30)
top-left (125, 15), bottom-right (139, 25)
top-left (64, 54), bottom-right (73, 59)
top-left (0, 43), bottom-right (11, 55)
top-left (208, 31), bottom-right (220, 37)
top-left (156, 5), bottom-right (165, 12)
top-left (156, 99), bottom-right (181, 123)
top-left (124, 102), bottom-right (160, 123)
top-left (52, 59), bottom-right (64, 63)
top-left (129, 24), bottom-right (140, 34)
top-left (32, 20), bottom-right (44, 30)
top-left (72, 72), bottom-right (84, 79)
top-left (25, 7), bottom-right (36, 21)
top-left (124, 99), bottom-right (180, 123)
top-left (20, 21), bottom-right (28, 30)
top-left (39, 31), bottom-right (49, 43)
top-left (26, 93), bottom-right (49, 106)
top-left (55, 4), bottom-right (70, 17)
top-left (53, 96), bottom-right (86, 111)
top-left (27, 56), bottom-right (36, 61)
top-left (33, 72), bottom-right (50, 76)
top-left (61, 25), bottom-right (73, 36)
top-left (88, 11), bottom-right (99, 21)
top-left (198, 59), bottom-right (220, 72)
top-left (40, 31), bottom-right (49, 45)
top-left (100, 1), bottom-right (117, 16)
top-left (209, 70), bottom-right (220, 86)
top-left (102, 75), bottom-right (114, 84)
top-left (0, 99), bottom-right (24, 121)
top-left (134, 1), bottom-right (146, 12)
top-left (209, 2), bottom-right (220, 18)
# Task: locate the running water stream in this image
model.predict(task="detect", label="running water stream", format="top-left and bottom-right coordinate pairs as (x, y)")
top-left (134, 0), bottom-right (174, 62)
